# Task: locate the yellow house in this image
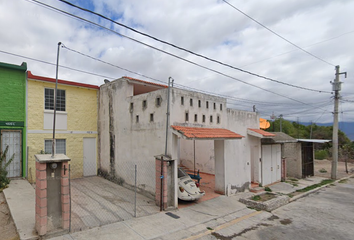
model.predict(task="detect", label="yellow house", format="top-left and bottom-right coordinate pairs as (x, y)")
top-left (27, 71), bottom-right (99, 182)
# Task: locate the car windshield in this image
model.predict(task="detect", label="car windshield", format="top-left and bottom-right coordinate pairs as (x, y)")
top-left (178, 168), bottom-right (188, 178)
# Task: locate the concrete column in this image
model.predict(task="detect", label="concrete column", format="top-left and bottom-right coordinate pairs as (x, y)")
top-left (35, 161), bottom-right (47, 236)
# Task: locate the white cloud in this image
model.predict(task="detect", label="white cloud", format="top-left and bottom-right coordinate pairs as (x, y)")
top-left (0, 0), bottom-right (353, 123)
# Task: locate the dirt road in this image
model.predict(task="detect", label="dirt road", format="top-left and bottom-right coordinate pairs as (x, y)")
top-left (0, 192), bottom-right (19, 240)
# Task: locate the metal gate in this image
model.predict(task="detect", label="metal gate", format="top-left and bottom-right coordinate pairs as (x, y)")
top-left (1, 130), bottom-right (22, 177)
top-left (302, 142), bottom-right (314, 177)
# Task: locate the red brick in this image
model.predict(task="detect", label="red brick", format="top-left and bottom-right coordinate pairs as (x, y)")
top-left (36, 162), bottom-right (47, 171)
top-left (62, 220), bottom-right (70, 229)
top-left (61, 194), bottom-right (70, 204)
top-left (61, 177), bottom-right (69, 187)
top-left (36, 205), bottom-right (47, 217)
top-left (36, 179), bottom-right (47, 190)
top-left (36, 170), bottom-right (46, 180)
top-left (36, 195), bottom-right (47, 207)
top-left (36, 187), bottom-right (46, 199)
top-left (61, 185), bottom-right (69, 195)
top-left (62, 202), bottom-right (70, 213)
top-left (36, 215), bottom-right (47, 226)
top-left (62, 212), bottom-right (70, 221)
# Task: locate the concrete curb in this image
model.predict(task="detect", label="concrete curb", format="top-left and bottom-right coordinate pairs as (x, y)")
top-left (289, 174), bottom-right (354, 203)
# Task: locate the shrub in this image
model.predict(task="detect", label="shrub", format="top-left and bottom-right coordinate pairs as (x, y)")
top-left (315, 150), bottom-right (328, 160)
top-left (0, 146), bottom-right (15, 191)
top-left (265, 187), bottom-right (272, 192)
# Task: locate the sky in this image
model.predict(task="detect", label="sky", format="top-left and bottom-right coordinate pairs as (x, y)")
top-left (0, 0), bottom-right (353, 124)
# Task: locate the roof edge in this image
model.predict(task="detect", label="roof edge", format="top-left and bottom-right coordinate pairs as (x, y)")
top-left (28, 71), bottom-right (99, 90)
top-left (0, 62), bottom-right (27, 71)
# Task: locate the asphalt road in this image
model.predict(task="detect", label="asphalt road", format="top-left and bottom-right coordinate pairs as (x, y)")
top-left (205, 177), bottom-right (354, 240)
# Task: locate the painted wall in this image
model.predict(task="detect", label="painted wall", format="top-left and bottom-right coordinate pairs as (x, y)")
top-left (0, 62), bottom-right (27, 177)
top-left (99, 79), bottom-right (168, 197)
top-left (27, 79), bottom-right (98, 182)
top-left (99, 79), bottom-right (262, 197)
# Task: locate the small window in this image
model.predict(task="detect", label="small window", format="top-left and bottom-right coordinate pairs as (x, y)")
top-left (143, 100), bottom-right (147, 109)
top-left (217, 116), bottom-right (220, 124)
top-left (45, 88), bottom-right (66, 111)
top-left (156, 97), bottom-right (161, 107)
top-left (220, 104), bottom-right (223, 111)
top-left (190, 98), bottom-right (193, 106)
top-left (210, 115), bottom-right (213, 123)
top-left (206, 101), bottom-right (209, 109)
top-left (198, 100), bottom-right (201, 108)
top-left (185, 112), bottom-right (189, 122)
top-left (202, 115), bottom-right (206, 123)
top-left (44, 139), bottom-right (66, 154)
top-left (213, 102), bottom-right (216, 110)
top-left (194, 114), bottom-right (198, 122)
top-left (181, 96), bottom-right (184, 105)
top-left (130, 102), bottom-right (134, 112)
top-left (150, 113), bottom-right (154, 122)
top-left (136, 115), bottom-right (139, 123)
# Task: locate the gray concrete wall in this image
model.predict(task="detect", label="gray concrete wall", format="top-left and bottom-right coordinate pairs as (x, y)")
top-left (284, 142), bottom-right (302, 178)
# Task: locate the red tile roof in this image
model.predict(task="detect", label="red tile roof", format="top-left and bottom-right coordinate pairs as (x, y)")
top-left (171, 126), bottom-right (244, 139)
top-left (124, 76), bottom-right (168, 88)
top-left (248, 128), bottom-right (275, 137)
top-left (28, 71), bottom-right (100, 90)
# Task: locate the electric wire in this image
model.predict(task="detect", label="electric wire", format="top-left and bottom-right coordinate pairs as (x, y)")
top-left (0, 49), bottom-right (116, 80)
top-left (222, 0), bottom-right (336, 67)
top-left (49, 0), bottom-right (331, 94)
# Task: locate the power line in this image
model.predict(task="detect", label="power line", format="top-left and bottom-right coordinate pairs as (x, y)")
top-left (241, 30), bottom-right (354, 68)
top-left (51, 0), bottom-right (331, 94)
top-left (222, 0), bottom-right (336, 67)
top-left (0, 49), bottom-right (116, 80)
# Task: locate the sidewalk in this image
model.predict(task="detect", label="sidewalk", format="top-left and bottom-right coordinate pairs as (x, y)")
top-left (4, 175), bottom-right (351, 240)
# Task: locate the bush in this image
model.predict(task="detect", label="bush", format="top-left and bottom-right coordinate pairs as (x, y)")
top-left (315, 150), bottom-right (328, 160)
top-left (0, 146), bottom-right (15, 191)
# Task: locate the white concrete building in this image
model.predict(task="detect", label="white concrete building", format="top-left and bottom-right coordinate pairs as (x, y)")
top-left (98, 77), bottom-right (275, 205)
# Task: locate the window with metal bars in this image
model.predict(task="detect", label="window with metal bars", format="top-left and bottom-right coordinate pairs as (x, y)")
top-left (45, 88), bottom-right (66, 111)
top-left (44, 139), bottom-right (66, 154)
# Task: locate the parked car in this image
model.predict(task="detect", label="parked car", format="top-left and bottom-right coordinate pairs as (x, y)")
top-left (178, 167), bottom-right (205, 201)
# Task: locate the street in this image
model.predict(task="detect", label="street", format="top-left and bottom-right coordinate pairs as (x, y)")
top-left (201, 177), bottom-right (354, 240)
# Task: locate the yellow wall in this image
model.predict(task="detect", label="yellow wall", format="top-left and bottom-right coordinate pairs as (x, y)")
top-left (27, 79), bottom-right (98, 182)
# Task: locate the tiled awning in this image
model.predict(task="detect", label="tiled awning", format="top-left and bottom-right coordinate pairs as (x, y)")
top-left (171, 125), bottom-right (244, 140)
top-left (247, 128), bottom-right (275, 138)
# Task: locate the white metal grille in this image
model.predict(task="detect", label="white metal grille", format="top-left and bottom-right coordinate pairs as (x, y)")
top-left (44, 139), bottom-right (66, 154)
top-left (1, 130), bottom-right (22, 177)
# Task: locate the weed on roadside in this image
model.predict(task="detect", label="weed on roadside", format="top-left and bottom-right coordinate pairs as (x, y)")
top-left (338, 179), bottom-right (348, 183)
top-left (296, 179), bottom-right (335, 193)
top-left (319, 168), bottom-right (327, 173)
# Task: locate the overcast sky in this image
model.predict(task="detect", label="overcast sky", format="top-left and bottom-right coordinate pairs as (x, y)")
top-left (0, 0), bottom-right (353, 123)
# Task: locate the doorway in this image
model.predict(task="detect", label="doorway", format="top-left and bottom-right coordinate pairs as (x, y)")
top-left (1, 130), bottom-right (22, 177)
top-left (83, 138), bottom-right (97, 176)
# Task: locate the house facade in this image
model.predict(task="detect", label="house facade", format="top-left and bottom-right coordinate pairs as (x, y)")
top-left (98, 77), bottom-right (273, 204)
top-left (26, 71), bottom-right (99, 182)
top-left (0, 61), bottom-right (27, 178)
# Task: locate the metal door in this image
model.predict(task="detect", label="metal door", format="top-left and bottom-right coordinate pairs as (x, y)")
top-left (1, 130), bottom-right (22, 177)
top-left (261, 145), bottom-right (272, 186)
top-left (83, 138), bottom-right (97, 176)
top-left (302, 142), bottom-right (314, 177)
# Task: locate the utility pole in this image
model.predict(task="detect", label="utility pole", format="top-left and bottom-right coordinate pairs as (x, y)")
top-left (331, 65), bottom-right (347, 179)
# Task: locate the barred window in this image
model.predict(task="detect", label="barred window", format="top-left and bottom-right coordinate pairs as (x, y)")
top-left (45, 88), bottom-right (66, 111)
top-left (44, 139), bottom-right (66, 154)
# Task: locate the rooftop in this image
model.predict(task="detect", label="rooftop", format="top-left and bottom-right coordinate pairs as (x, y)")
top-left (28, 71), bottom-right (99, 90)
top-left (171, 125), bottom-right (244, 140)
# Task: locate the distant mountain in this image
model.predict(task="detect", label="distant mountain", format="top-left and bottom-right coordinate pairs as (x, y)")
top-left (301, 121), bottom-right (354, 141)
